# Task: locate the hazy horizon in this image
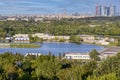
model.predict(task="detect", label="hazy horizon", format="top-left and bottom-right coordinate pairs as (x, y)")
top-left (0, 0), bottom-right (119, 15)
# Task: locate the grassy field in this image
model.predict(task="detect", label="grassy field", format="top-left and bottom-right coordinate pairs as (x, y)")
top-left (10, 43), bottom-right (40, 48)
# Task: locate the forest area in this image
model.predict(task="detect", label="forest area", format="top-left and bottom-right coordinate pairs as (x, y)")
top-left (0, 52), bottom-right (119, 80)
top-left (1, 17), bottom-right (120, 38)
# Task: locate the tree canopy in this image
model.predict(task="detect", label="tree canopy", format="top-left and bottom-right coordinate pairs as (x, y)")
top-left (0, 52), bottom-right (119, 80)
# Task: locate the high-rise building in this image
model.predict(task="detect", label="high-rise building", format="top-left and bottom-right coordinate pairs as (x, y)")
top-left (104, 6), bottom-right (110, 16)
top-left (95, 5), bottom-right (116, 17)
top-left (101, 6), bottom-right (105, 16)
top-left (110, 5), bottom-right (116, 16)
top-left (96, 5), bottom-right (101, 16)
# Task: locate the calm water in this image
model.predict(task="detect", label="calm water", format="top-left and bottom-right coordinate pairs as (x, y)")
top-left (0, 42), bottom-right (104, 55)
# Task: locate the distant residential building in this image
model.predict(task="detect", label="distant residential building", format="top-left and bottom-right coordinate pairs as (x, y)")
top-left (89, 25), bottom-right (99, 27)
top-left (32, 33), bottom-right (70, 40)
top-left (32, 33), bottom-right (53, 40)
top-left (13, 34), bottom-right (29, 38)
top-left (21, 18), bottom-right (29, 21)
top-left (34, 17), bottom-right (43, 22)
top-left (7, 17), bottom-right (16, 21)
top-left (79, 35), bottom-right (95, 43)
top-left (14, 37), bottom-right (30, 43)
top-left (65, 53), bottom-right (90, 60)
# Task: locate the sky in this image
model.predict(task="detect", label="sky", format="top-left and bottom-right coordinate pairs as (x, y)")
top-left (0, 0), bottom-right (119, 15)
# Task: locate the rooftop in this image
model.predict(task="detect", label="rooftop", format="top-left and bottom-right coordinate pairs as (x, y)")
top-left (102, 47), bottom-right (120, 53)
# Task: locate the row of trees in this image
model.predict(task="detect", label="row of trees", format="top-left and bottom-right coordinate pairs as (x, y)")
top-left (0, 51), bottom-right (119, 80)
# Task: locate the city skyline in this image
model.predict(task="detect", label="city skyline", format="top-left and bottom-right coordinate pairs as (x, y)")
top-left (96, 5), bottom-right (117, 16)
top-left (0, 0), bottom-right (119, 15)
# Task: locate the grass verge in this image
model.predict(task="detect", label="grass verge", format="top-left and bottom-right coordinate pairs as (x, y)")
top-left (10, 43), bottom-right (40, 48)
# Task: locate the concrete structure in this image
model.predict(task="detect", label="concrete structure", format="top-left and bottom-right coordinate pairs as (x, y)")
top-left (14, 37), bottom-right (30, 43)
top-left (65, 53), bottom-right (90, 60)
top-left (100, 47), bottom-right (120, 59)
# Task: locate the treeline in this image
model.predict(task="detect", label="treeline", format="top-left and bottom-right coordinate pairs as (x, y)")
top-left (77, 16), bottom-right (120, 22)
top-left (1, 17), bottom-right (120, 38)
top-left (0, 52), bottom-right (120, 80)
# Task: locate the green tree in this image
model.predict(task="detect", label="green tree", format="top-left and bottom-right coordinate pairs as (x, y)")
top-left (87, 73), bottom-right (118, 80)
top-left (89, 49), bottom-right (100, 61)
top-left (32, 55), bottom-right (61, 80)
top-left (69, 35), bottom-right (81, 44)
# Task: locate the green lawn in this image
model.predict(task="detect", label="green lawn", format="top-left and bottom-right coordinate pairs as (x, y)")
top-left (10, 43), bottom-right (40, 48)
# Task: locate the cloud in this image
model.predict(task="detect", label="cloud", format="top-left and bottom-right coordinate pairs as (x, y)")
top-left (0, 0), bottom-right (119, 14)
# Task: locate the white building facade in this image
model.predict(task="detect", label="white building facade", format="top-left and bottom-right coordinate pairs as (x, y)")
top-left (14, 37), bottom-right (30, 43)
top-left (65, 53), bottom-right (90, 60)
top-left (25, 53), bottom-right (41, 57)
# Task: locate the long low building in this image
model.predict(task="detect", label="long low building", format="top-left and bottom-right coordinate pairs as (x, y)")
top-left (65, 47), bottom-right (120, 60)
top-left (65, 52), bottom-right (90, 60)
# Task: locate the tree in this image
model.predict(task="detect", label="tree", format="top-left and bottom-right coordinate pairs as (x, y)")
top-left (4, 63), bottom-right (19, 80)
top-left (89, 49), bottom-right (100, 61)
top-left (28, 34), bottom-right (34, 43)
top-left (69, 35), bottom-right (81, 44)
top-left (87, 73), bottom-right (118, 80)
top-left (115, 37), bottom-right (120, 46)
top-left (32, 55), bottom-right (61, 80)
